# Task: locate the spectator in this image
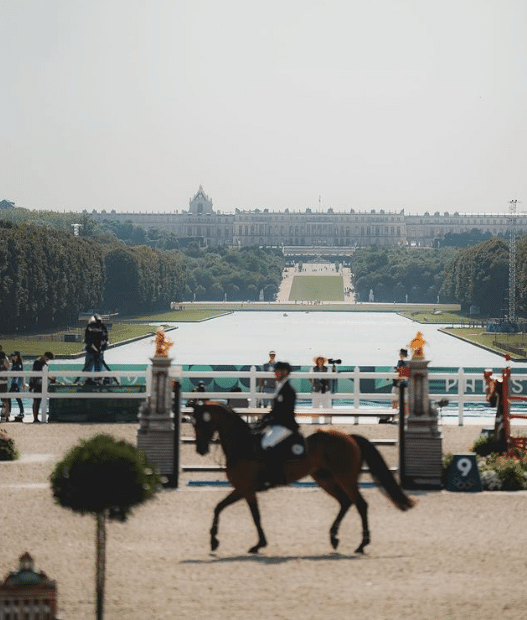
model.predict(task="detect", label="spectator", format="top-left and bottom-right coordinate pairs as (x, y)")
top-left (383, 347), bottom-right (409, 423)
top-left (29, 352), bottom-right (55, 423)
top-left (259, 350), bottom-right (277, 407)
top-left (8, 351), bottom-right (25, 422)
top-left (0, 344), bottom-right (9, 421)
top-left (310, 356), bottom-right (330, 409)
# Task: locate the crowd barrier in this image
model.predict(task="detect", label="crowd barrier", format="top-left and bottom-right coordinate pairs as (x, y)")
top-left (1, 365), bottom-right (526, 426)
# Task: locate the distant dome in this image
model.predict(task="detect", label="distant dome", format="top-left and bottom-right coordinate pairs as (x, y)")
top-left (188, 185), bottom-right (214, 215)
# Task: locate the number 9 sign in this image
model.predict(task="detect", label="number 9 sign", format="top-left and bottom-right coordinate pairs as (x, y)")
top-left (446, 453), bottom-right (482, 493)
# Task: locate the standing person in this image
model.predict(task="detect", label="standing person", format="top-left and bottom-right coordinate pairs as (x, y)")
top-left (310, 356), bottom-right (330, 409)
top-left (0, 344), bottom-right (9, 421)
top-left (259, 361), bottom-right (299, 486)
top-left (82, 314), bottom-right (109, 383)
top-left (8, 351), bottom-right (25, 422)
top-left (259, 350), bottom-right (277, 407)
top-left (386, 347), bottom-right (409, 423)
top-left (30, 352), bottom-right (54, 423)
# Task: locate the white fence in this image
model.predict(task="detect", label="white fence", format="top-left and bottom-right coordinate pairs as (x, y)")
top-left (0, 365), bottom-right (522, 425)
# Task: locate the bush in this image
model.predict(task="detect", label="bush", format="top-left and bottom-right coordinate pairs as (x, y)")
top-left (441, 451), bottom-right (454, 487)
top-left (479, 453), bottom-right (527, 491)
top-left (480, 470), bottom-right (502, 491)
top-left (49, 433), bottom-right (163, 521)
top-left (0, 429), bottom-right (19, 461)
top-left (471, 433), bottom-right (505, 457)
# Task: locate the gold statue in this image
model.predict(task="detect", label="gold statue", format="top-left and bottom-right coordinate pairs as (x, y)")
top-left (409, 331), bottom-right (426, 360)
top-left (153, 326), bottom-right (174, 357)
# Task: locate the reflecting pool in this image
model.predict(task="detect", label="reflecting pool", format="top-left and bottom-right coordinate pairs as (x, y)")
top-left (101, 311), bottom-right (517, 369)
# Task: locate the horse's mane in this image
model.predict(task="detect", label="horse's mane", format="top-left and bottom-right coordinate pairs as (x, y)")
top-left (205, 401), bottom-right (254, 438)
top-left (204, 401), bottom-right (256, 463)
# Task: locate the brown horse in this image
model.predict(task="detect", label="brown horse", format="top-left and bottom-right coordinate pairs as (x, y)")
top-left (190, 401), bottom-right (416, 554)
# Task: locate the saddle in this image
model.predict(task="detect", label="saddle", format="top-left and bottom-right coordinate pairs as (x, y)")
top-left (253, 430), bottom-right (307, 489)
top-left (252, 429), bottom-right (306, 462)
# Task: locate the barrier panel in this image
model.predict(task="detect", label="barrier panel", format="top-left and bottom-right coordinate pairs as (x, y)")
top-left (2, 365), bottom-right (527, 425)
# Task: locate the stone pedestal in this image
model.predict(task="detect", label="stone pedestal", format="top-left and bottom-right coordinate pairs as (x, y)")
top-left (137, 356), bottom-right (175, 479)
top-left (404, 358), bottom-right (443, 489)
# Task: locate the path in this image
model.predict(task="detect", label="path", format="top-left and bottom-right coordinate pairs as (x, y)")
top-left (276, 262), bottom-right (355, 302)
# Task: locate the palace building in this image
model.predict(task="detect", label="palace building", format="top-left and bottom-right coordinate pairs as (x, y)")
top-left (89, 186), bottom-right (526, 249)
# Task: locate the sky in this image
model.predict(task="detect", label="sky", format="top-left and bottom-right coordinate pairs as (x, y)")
top-left (1, 0), bottom-right (526, 215)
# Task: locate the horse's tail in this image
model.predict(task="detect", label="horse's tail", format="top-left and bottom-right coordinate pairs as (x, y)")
top-left (351, 434), bottom-right (416, 512)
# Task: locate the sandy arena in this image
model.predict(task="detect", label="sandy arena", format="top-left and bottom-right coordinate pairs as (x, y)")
top-left (1, 422), bottom-right (526, 620)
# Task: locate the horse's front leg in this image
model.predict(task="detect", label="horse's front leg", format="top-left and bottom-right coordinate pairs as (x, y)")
top-left (210, 489), bottom-right (243, 552)
top-left (246, 494), bottom-right (267, 554)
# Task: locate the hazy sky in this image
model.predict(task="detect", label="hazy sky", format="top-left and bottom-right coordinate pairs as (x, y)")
top-left (1, 0), bottom-right (526, 214)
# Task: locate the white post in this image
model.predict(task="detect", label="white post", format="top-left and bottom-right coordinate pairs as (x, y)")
top-left (146, 364), bottom-right (153, 399)
top-left (458, 368), bottom-right (465, 427)
top-left (41, 365), bottom-right (49, 423)
top-left (353, 366), bottom-right (361, 424)
top-left (249, 365), bottom-right (258, 407)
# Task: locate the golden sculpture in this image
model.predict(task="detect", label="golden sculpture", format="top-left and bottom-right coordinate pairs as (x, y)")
top-left (409, 331), bottom-right (426, 360)
top-left (153, 326), bottom-right (174, 357)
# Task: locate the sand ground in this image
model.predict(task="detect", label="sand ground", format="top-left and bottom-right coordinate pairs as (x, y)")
top-left (1, 422), bottom-right (526, 620)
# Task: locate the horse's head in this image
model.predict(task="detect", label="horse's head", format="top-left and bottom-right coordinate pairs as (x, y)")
top-left (483, 370), bottom-right (502, 407)
top-left (190, 400), bottom-right (216, 455)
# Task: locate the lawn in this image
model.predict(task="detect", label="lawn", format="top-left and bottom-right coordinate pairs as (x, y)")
top-left (443, 327), bottom-right (527, 360)
top-left (289, 275), bottom-right (344, 301)
top-left (0, 324), bottom-right (159, 358)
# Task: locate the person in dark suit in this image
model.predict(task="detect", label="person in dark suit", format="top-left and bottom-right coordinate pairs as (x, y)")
top-left (259, 361), bottom-right (300, 486)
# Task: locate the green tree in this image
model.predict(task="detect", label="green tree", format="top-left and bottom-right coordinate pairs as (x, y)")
top-left (49, 434), bottom-right (162, 620)
top-left (441, 238), bottom-right (508, 315)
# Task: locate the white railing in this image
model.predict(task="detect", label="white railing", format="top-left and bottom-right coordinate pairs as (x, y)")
top-left (0, 365), bottom-right (522, 425)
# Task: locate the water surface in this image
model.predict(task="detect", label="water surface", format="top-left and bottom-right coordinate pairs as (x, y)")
top-left (102, 312), bottom-right (514, 369)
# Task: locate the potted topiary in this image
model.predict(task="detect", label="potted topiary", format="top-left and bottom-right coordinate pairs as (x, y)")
top-left (49, 433), bottom-right (163, 620)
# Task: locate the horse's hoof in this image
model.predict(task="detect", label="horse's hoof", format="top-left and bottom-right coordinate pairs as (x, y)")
top-left (354, 546), bottom-right (366, 554)
top-left (330, 535), bottom-right (339, 550)
top-left (248, 539), bottom-right (267, 554)
top-left (211, 538), bottom-right (219, 552)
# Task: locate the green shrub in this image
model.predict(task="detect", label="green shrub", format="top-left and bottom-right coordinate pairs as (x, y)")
top-left (441, 451), bottom-right (454, 487)
top-left (0, 429), bottom-right (19, 461)
top-left (480, 454), bottom-right (527, 491)
top-left (471, 433), bottom-right (505, 457)
top-left (49, 433), bottom-right (163, 521)
top-left (49, 433), bottom-right (164, 620)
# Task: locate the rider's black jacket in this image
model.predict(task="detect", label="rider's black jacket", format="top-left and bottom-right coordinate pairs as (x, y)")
top-left (261, 379), bottom-right (298, 431)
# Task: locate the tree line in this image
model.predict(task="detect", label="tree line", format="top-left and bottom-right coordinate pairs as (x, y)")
top-left (0, 220), bottom-right (186, 332)
top-left (351, 246), bottom-right (457, 304)
top-left (0, 217), bottom-right (285, 333)
top-left (351, 237), bottom-right (527, 318)
top-left (2, 205), bottom-right (527, 329)
top-left (440, 236), bottom-right (527, 317)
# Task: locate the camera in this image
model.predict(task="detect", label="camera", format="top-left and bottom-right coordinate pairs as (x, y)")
top-left (328, 358), bottom-right (342, 365)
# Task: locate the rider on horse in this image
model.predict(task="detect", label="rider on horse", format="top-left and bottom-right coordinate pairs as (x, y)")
top-left (259, 361), bottom-right (303, 487)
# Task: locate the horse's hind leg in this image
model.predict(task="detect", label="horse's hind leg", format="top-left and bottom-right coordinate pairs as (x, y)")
top-left (246, 494), bottom-right (267, 554)
top-left (333, 475), bottom-right (370, 553)
top-left (354, 490), bottom-right (370, 554)
top-left (311, 473), bottom-right (352, 550)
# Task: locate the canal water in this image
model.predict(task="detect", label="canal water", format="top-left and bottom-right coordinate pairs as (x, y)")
top-left (42, 312), bottom-right (527, 425)
top-left (102, 311), bottom-right (512, 369)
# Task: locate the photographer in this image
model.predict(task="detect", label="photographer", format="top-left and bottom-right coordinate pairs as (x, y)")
top-left (310, 356), bottom-right (331, 409)
top-left (81, 314), bottom-right (109, 383)
top-left (329, 358), bottom-right (341, 402)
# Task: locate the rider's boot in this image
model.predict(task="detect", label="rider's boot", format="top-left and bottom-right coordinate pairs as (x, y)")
top-left (260, 450), bottom-right (287, 489)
